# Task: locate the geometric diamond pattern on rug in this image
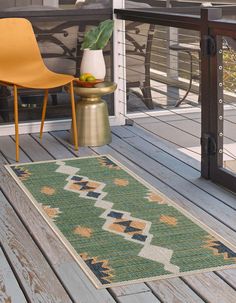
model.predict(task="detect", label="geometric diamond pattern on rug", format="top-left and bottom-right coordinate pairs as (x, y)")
top-left (67, 176), bottom-right (104, 200)
top-left (57, 160), bottom-right (180, 275)
top-left (146, 191), bottom-right (167, 204)
top-left (7, 155), bottom-right (236, 289)
top-left (39, 204), bottom-right (61, 222)
top-left (11, 166), bottom-right (31, 181)
top-left (204, 235), bottom-right (236, 261)
top-left (114, 219), bottom-right (144, 233)
top-left (80, 253), bottom-right (113, 285)
top-left (98, 156), bottom-right (121, 170)
top-left (109, 218), bottom-right (147, 239)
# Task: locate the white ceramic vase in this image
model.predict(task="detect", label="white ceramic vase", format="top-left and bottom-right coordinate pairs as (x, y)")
top-left (80, 49), bottom-right (106, 80)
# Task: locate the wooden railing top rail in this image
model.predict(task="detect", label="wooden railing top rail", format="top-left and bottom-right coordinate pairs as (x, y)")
top-left (208, 18), bottom-right (236, 38)
top-left (0, 8), bottom-right (112, 21)
top-left (214, 5), bottom-right (236, 16)
top-left (114, 8), bottom-right (201, 30)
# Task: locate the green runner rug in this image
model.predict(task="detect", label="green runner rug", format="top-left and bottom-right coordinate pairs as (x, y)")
top-left (6, 155), bottom-right (236, 288)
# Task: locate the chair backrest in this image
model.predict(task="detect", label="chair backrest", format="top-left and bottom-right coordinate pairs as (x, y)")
top-left (0, 18), bottom-right (44, 79)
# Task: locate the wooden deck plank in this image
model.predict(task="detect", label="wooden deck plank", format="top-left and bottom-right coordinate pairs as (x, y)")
top-left (109, 132), bottom-right (236, 231)
top-left (0, 191), bottom-right (73, 303)
top-left (136, 121), bottom-right (199, 147)
top-left (113, 126), bottom-right (236, 209)
top-left (1, 128), bottom-right (236, 302)
top-left (0, 247), bottom-right (27, 303)
top-left (130, 121), bottom-right (201, 163)
top-left (112, 125), bottom-right (199, 171)
top-left (121, 125), bottom-right (201, 169)
top-left (166, 119), bottom-right (200, 139)
top-left (51, 131), bottom-right (96, 157)
top-left (0, 146), bottom-right (116, 303)
top-left (111, 283), bottom-right (150, 297)
top-left (0, 136), bottom-right (30, 164)
top-left (182, 272), bottom-right (236, 303)
top-left (127, 124), bottom-right (236, 206)
top-left (16, 134), bottom-right (53, 161)
top-left (113, 292), bottom-right (161, 303)
top-left (166, 115), bottom-right (235, 144)
top-left (32, 132), bottom-right (75, 159)
top-left (147, 278), bottom-right (205, 303)
top-left (216, 269), bottom-right (236, 289)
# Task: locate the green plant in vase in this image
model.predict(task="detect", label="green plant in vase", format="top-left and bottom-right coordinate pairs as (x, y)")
top-left (80, 19), bottom-right (114, 80)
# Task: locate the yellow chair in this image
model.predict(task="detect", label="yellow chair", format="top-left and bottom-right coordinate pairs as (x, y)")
top-left (0, 18), bottom-right (78, 161)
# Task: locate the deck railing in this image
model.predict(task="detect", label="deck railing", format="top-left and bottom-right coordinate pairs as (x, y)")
top-left (0, 1), bottom-right (235, 191)
top-left (114, 3), bottom-right (236, 193)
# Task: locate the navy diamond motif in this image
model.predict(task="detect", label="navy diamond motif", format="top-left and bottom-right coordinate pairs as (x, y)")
top-left (71, 176), bottom-right (83, 181)
top-left (87, 191), bottom-right (101, 198)
top-left (115, 220), bottom-right (132, 227)
top-left (132, 234), bottom-right (147, 242)
top-left (108, 211), bottom-right (124, 219)
top-left (75, 181), bottom-right (94, 191)
top-left (124, 226), bottom-right (142, 233)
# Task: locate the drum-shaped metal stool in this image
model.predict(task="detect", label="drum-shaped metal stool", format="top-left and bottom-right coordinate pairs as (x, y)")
top-left (72, 81), bottom-right (117, 146)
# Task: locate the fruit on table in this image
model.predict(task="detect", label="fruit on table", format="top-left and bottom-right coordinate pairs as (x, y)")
top-left (86, 75), bottom-right (96, 82)
top-left (79, 73), bottom-right (94, 81)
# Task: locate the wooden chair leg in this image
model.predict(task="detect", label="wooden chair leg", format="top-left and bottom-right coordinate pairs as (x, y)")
top-left (69, 81), bottom-right (78, 151)
top-left (13, 85), bottom-right (19, 162)
top-left (40, 89), bottom-right (49, 139)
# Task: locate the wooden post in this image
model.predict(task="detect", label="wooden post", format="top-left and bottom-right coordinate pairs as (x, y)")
top-left (200, 7), bottom-right (222, 178)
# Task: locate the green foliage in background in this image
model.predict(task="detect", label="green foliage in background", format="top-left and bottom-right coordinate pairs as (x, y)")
top-left (81, 19), bottom-right (114, 50)
top-left (223, 50), bottom-right (236, 92)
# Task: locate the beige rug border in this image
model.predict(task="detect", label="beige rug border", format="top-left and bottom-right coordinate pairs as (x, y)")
top-left (5, 155), bottom-right (236, 289)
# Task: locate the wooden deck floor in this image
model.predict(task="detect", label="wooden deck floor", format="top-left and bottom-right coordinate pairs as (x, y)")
top-left (0, 123), bottom-right (236, 303)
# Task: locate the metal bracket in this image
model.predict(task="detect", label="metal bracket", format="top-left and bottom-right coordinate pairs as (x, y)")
top-left (125, 119), bottom-right (134, 126)
top-left (201, 35), bottom-right (217, 57)
top-left (201, 134), bottom-right (217, 156)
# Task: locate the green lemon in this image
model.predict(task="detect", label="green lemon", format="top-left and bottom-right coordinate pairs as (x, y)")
top-left (86, 75), bottom-right (96, 82)
top-left (79, 74), bottom-right (87, 81)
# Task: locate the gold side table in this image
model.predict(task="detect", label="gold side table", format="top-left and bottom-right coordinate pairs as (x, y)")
top-left (72, 81), bottom-right (117, 147)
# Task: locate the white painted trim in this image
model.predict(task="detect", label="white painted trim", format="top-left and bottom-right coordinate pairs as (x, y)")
top-left (2, 103), bottom-right (235, 136)
top-left (113, 0), bottom-right (126, 125)
top-left (126, 104), bottom-right (236, 119)
top-left (43, 0), bottom-right (59, 7)
top-left (0, 116), bottom-right (118, 136)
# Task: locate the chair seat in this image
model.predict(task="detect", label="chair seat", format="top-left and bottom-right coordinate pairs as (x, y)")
top-left (0, 68), bottom-right (74, 89)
